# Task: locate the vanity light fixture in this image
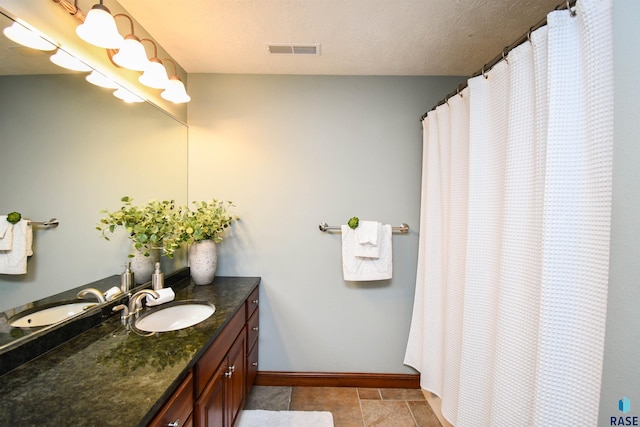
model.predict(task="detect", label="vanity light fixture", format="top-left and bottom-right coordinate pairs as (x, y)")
top-left (160, 58), bottom-right (191, 103)
top-left (113, 87), bottom-right (145, 103)
top-left (111, 14), bottom-right (149, 71)
top-left (138, 40), bottom-right (170, 89)
top-left (76, 1), bottom-right (123, 49)
top-left (2, 21), bottom-right (56, 51)
top-left (161, 77), bottom-right (191, 103)
top-left (50, 49), bottom-right (92, 72)
top-left (86, 70), bottom-right (119, 89)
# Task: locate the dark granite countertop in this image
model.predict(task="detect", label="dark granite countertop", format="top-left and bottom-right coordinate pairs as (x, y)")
top-left (0, 276), bottom-right (260, 427)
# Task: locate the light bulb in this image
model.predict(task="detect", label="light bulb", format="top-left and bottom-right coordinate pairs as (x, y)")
top-left (86, 70), bottom-right (119, 89)
top-left (139, 59), bottom-right (169, 89)
top-left (50, 49), bottom-right (92, 72)
top-left (112, 35), bottom-right (149, 71)
top-left (76, 4), bottom-right (123, 49)
top-left (113, 87), bottom-right (144, 103)
top-left (161, 77), bottom-right (191, 103)
top-left (3, 22), bottom-right (56, 51)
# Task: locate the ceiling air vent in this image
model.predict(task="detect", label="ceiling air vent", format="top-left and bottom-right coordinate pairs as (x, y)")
top-left (267, 43), bottom-right (320, 55)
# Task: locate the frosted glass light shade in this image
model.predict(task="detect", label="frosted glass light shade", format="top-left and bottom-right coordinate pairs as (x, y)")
top-left (139, 59), bottom-right (169, 89)
top-left (113, 87), bottom-right (144, 103)
top-left (3, 22), bottom-right (56, 51)
top-left (50, 49), bottom-right (92, 72)
top-left (161, 77), bottom-right (191, 103)
top-left (112, 35), bottom-right (149, 71)
top-left (86, 70), bottom-right (119, 89)
top-left (76, 4), bottom-right (123, 49)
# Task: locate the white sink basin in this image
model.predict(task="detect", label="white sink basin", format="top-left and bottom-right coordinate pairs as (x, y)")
top-left (9, 302), bottom-right (98, 328)
top-left (135, 301), bottom-right (215, 332)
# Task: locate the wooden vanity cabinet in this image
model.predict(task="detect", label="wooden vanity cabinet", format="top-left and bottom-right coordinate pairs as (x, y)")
top-left (148, 372), bottom-right (194, 427)
top-left (194, 285), bottom-right (259, 427)
top-left (149, 284), bottom-right (259, 427)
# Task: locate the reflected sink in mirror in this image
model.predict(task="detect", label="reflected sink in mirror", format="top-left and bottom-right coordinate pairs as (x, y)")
top-left (9, 301), bottom-right (98, 328)
top-left (135, 300), bottom-right (215, 333)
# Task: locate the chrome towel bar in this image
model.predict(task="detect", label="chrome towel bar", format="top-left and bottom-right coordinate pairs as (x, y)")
top-left (319, 222), bottom-right (409, 233)
top-left (28, 218), bottom-right (59, 228)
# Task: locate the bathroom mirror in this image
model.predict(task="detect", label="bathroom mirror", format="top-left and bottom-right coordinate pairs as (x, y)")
top-left (0, 9), bottom-right (188, 350)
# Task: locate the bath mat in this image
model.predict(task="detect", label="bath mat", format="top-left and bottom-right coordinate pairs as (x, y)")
top-left (236, 409), bottom-right (334, 427)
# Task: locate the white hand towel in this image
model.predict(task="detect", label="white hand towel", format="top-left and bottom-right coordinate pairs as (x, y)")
top-left (104, 286), bottom-right (123, 301)
top-left (342, 224), bottom-right (392, 281)
top-left (0, 216), bottom-right (13, 250)
top-left (0, 219), bottom-right (32, 275)
top-left (354, 220), bottom-right (382, 258)
top-left (146, 287), bottom-right (175, 306)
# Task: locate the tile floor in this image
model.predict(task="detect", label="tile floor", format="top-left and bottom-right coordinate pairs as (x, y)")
top-left (244, 386), bottom-right (443, 427)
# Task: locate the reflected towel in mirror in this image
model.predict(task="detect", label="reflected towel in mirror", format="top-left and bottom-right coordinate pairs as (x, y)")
top-left (0, 216), bottom-right (13, 250)
top-left (0, 219), bottom-right (32, 275)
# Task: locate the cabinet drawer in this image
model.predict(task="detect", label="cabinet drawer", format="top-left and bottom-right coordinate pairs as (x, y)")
top-left (195, 307), bottom-right (245, 397)
top-left (247, 308), bottom-right (259, 351)
top-left (246, 286), bottom-right (259, 319)
top-left (148, 372), bottom-right (193, 427)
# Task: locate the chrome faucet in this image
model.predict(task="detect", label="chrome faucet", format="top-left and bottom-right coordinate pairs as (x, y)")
top-left (128, 289), bottom-right (160, 319)
top-left (77, 288), bottom-right (106, 304)
top-left (112, 304), bottom-right (129, 328)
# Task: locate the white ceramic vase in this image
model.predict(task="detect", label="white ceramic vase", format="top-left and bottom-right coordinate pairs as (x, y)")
top-left (130, 246), bottom-right (161, 284)
top-left (189, 240), bottom-right (218, 285)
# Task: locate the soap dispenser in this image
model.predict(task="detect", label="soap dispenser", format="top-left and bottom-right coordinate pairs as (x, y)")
top-left (121, 262), bottom-right (134, 293)
top-left (152, 262), bottom-right (164, 291)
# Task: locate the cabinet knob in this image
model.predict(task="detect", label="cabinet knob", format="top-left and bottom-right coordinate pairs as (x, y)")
top-left (168, 419), bottom-right (180, 427)
top-left (252, 326), bottom-right (259, 331)
top-left (225, 365), bottom-right (235, 378)
top-left (252, 362), bottom-right (258, 366)
top-left (252, 299), bottom-right (259, 304)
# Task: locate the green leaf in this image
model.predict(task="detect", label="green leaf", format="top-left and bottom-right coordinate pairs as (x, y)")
top-left (6, 212), bottom-right (21, 224)
top-left (348, 217), bottom-right (359, 229)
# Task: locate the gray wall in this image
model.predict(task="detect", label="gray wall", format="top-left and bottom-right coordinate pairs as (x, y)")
top-left (599, 0), bottom-right (640, 424)
top-left (187, 74), bottom-right (461, 373)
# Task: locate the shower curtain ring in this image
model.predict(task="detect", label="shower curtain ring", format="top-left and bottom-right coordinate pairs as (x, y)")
top-left (502, 49), bottom-right (509, 64)
top-left (566, 0), bottom-right (577, 16)
top-left (482, 66), bottom-right (488, 79)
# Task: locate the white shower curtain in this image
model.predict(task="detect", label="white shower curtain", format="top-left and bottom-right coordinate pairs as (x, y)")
top-left (404, 1), bottom-right (613, 426)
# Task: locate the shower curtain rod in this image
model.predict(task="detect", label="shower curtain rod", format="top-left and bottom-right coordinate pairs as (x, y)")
top-left (420, 0), bottom-right (577, 121)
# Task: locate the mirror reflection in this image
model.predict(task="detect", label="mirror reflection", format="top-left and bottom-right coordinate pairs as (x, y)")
top-left (0, 10), bottom-right (189, 350)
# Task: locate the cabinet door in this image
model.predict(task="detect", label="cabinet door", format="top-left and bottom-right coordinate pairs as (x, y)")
top-left (226, 330), bottom-right (246, 427)
top-left (195, 362), bottom-right (227, 427)
top-left (246, 341), bottom-right (258, 395)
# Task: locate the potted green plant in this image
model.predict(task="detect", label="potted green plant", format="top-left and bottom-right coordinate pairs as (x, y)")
top-left (97, 196), bottom-right (182, 283)
top-left (177, 199), bottom-right (236, 285)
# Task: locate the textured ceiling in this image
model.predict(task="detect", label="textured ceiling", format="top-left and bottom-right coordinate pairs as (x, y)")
top-left (118, 0), bottom-right (562, 76)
